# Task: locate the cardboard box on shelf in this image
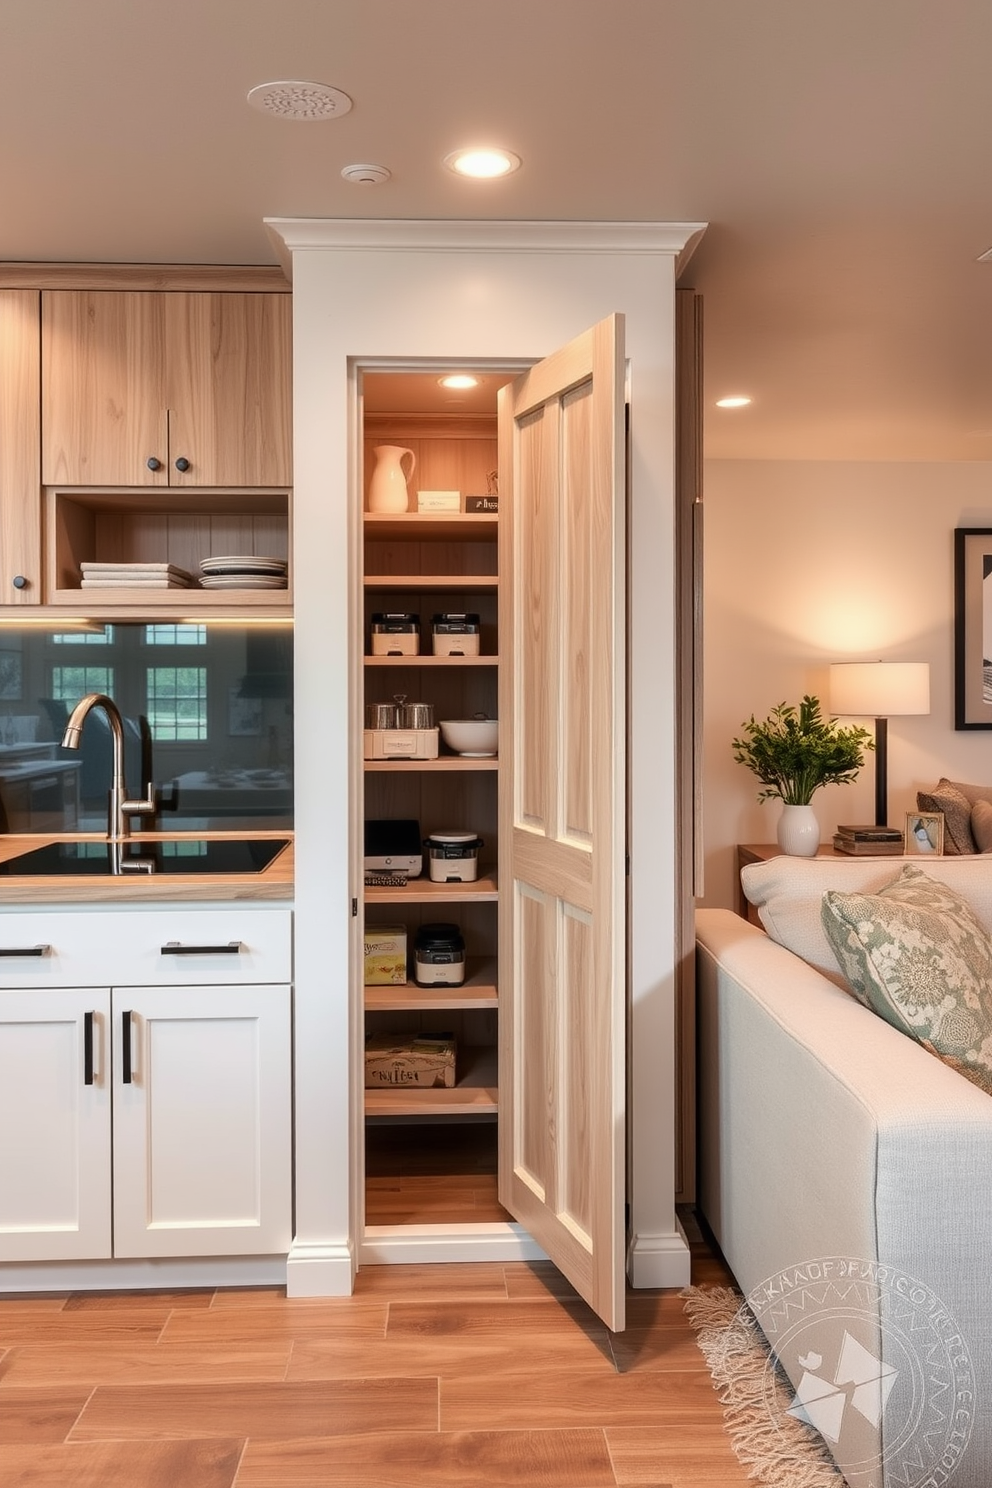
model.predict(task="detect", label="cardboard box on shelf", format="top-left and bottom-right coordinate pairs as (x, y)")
top-left (364, 1033), bottom-right (457, 1088)
top-left (364, 924), bottom-right (408, 985)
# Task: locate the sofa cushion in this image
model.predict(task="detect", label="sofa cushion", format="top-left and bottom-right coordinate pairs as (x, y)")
top-left (973, 799), bottom-right (992, 853)
top-left (916, 778), bottom-right (976, 854)
top-left (820, 864), bottom-right (992, 1095)
top-left (741, 853), bottom-right (992, 989)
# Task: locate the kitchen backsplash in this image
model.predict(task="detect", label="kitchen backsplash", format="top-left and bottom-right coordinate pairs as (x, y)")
top-left (0, 622), bottom-right (293, 834)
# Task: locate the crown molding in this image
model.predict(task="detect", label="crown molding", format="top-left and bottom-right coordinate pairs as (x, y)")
top-left (264, 219), bottom-right (707, 280)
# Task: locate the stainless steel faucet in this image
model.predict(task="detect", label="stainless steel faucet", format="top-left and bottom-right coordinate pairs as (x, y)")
top-left (60, 693), bottom-right (157, 840)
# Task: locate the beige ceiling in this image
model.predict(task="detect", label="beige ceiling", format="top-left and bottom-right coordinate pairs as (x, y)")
top-left (6, 0), bottom-right (992, 461)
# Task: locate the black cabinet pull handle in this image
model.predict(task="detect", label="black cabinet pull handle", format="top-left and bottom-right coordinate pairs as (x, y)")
top-left (11, 575), bottom-right (27, 590)
top-left (174, 456), bottom-right (191, 473)
top-left (160, 940), bottom-right (243, 956)
top-left (146, 456), bottom-right (162, 471)
top-left (121, 1009), bottom-right (133, 1084)
top-left (84, 1011), bottom-right (94, 1086)
top-left (0, 944), bottom-right (51, 957)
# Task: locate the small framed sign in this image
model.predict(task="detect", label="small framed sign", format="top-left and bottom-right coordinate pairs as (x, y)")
top-left (905, 811), bottom-right (944, 856)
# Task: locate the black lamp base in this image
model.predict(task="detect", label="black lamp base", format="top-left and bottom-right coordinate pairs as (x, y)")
top-left (874, 716), bottom-right (888, 827)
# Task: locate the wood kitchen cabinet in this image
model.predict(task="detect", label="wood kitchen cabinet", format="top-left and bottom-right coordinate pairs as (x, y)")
top-left (0, 907), bottom-right (293, 1266)
top-left (41, 289), bottom-right (292, 488)
top-left (0, 289), bottom-right (42, 604)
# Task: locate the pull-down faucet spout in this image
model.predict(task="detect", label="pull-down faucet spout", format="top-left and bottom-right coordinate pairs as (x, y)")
top-left (60, 693), bottom-right (157, 841)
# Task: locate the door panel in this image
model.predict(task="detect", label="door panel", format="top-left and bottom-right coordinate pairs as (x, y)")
top-left (498, 314), bottom-right (626, 1331)
top-left (41, 290), bottom-right (169, 485)
top-left (112, 983), bottom-right (292, 1258)
top-left (0, 988), bottom-right (112, 1261)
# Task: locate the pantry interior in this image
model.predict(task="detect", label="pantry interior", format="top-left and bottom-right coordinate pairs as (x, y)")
top-left (359, 367), bottom-right (516, 1235)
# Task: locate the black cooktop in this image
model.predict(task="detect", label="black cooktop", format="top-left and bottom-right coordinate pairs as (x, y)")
top-left (0, 838), bottom-right (290, 877)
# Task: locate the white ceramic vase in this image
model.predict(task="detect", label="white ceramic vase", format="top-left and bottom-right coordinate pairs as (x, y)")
top-left (777, 803), bottom-right (820, 857)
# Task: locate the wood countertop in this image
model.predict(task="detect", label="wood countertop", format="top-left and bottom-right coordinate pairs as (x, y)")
top-left (0, 831), bottom-right (294, 905)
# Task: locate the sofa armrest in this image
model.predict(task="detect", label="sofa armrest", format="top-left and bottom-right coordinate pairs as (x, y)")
top-left (696, 906), bottom-right (992, 1294)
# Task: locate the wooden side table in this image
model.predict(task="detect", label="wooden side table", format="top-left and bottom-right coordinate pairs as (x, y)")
top-left (735, 843), bottom-right (847, 923)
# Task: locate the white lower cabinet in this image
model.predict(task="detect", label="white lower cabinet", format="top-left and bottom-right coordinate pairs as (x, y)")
top-left (0, 986), bottom-right (112, 1262)
top-left (0, 909), bottom-right (293, 1265)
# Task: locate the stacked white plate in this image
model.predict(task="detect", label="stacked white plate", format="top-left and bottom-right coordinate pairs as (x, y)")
top-left (199, 556), bottom-right (289, 590)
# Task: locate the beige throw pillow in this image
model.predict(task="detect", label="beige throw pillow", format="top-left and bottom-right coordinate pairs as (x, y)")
top-left (821, 864), bottom-right (992, 1095)
top-left (972, 799), bottom-right (992, 854)
top-left (916, 779), bottom-right (975, 854)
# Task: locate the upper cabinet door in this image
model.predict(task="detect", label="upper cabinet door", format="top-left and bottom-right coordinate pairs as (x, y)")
top-left (42, 291), bottom-right (169, 486)
top-left (166, 292), bottom-right (292, 489)
top-left (497, 314), bottom-right (627, 1333)
top-left (0, 290), bottom-right (42, 602)
top-left (41, 291), bottom-right (292, 488)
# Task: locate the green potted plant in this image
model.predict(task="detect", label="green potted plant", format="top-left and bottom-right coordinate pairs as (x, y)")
top-left (732, 695), bottom-right (873, 855)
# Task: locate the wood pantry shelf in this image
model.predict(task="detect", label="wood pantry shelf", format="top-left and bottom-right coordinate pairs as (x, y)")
top-left (364, 654), bottom-right (498, 667)
top-left (364, 513), bottom-right (497, 541)
top-left (365, 574), bottom-right (498, 591)
top-left (365, 959), bottom-right (498, 1011)
top-left (364, 756), bottom-right (497, 772)
top-left (364, 1047), bottom-right (498, 1117)
top-left (365, 873), bottom-right (498, 904)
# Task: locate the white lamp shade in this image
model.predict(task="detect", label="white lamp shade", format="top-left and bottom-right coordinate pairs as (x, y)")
top-left (829, 661), bottom-right (930, 717)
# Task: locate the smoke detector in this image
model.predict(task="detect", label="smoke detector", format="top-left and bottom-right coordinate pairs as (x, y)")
top-left (247, 81), bottom-right (353, 122)
top-left (341, 163), bottom-right (391, 185)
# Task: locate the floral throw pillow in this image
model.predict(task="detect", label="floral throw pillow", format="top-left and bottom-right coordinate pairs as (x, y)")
top-left (821, 864), bottom-right (992, 1095)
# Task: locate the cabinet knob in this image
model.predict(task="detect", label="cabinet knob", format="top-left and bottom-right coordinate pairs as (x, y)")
top-left (11, 575), bottom-right (27, 590)
top-left (146, 456), bottom-right (163, 472)
top-left (174, 457), bottom-right (191, 473)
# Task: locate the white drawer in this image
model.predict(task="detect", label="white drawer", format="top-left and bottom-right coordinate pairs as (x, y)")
top-left (0, 908), bottom-right (292, 987)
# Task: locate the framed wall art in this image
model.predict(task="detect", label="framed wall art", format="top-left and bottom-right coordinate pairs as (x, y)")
top-left (953, 527), bottom-right (992, 728)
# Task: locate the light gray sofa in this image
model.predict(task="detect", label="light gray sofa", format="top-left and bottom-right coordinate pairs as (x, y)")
top-left (696, 854), bottom-right (992, 1487)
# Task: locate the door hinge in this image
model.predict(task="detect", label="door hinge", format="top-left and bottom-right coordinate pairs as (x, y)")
top-left (625, 852), bottom-right (630, 876)
top-left (351, 897), bottom-right (358, 917)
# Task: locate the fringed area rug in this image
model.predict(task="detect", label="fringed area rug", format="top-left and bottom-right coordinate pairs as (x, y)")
top-left (681, 1285), bottom-right (847, 1487)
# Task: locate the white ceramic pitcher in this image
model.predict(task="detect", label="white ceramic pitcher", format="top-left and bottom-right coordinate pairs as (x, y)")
top-left (368, 445), bottom-right (417, 513)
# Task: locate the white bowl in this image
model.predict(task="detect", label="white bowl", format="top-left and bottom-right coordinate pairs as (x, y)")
top-left (439, 718), bottom-right (498, 757)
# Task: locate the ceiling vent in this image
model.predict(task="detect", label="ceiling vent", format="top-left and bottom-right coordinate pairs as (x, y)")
top-left (247, 81), bottom-right (353, 122)
top-left (341, 163), bottom-right (391, 185)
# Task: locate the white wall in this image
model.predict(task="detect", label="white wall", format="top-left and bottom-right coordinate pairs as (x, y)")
top-left (702, 459), bottom-right (992, 910)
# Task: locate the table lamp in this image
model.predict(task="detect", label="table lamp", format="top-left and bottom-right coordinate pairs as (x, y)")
top-left (829, 661), bottom-right (931, 827)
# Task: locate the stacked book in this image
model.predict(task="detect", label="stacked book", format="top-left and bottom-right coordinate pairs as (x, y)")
top-left (833, 824), bottom-right (905, 855)
top-left (80, 562), bottom-right (194, 589)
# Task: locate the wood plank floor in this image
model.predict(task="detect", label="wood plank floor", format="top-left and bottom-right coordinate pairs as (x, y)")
top-left (0, 1211), bottom-right (750, 1488)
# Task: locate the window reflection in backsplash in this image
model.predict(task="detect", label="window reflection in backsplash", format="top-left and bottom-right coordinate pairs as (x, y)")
top-left (0, 623), bottom-right (293, 834)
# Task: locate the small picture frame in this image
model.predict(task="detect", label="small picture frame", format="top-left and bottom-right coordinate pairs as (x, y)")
top-left (905, 811), bottom-right (944, 856)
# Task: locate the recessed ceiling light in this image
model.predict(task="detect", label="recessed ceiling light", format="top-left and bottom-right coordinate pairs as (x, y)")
top-left (439, 374), bottom-right (481, 390)
top-left (247, 81), bottom-right (353, 122)
top-left (715, 395), bottom-right (752, 408)
top-left (444, 147), bottom-right (521, 179)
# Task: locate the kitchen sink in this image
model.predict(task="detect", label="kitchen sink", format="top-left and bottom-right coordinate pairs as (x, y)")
top-left (0, 838), bottom-right (291, 876)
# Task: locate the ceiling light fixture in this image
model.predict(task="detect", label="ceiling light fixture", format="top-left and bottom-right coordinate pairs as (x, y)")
top-left (715, 395), bottom-right (752, 408)
top-left (444, 147), bottom-right (521, 179)
top-left (247, 81), bottom-right (353, 122)
top-left (439, 374), bottom-right (480, 390)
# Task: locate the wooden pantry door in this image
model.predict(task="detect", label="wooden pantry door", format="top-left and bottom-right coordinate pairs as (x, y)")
top-left (497, 314), bottom-right (627, 1332)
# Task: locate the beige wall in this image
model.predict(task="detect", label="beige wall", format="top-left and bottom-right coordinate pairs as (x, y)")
top-left (701, 459), bottom-right (992, 910)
